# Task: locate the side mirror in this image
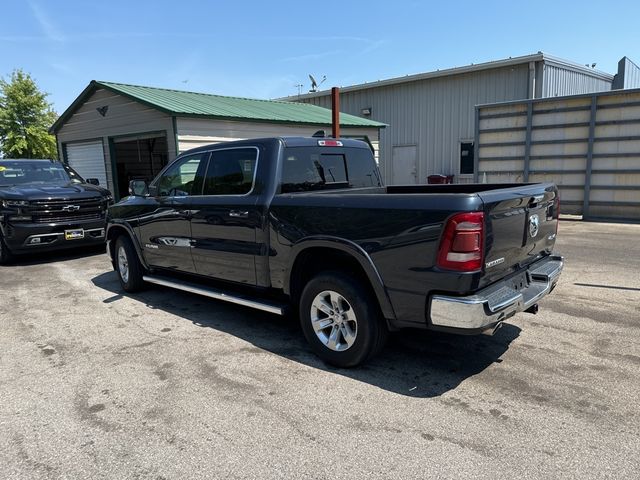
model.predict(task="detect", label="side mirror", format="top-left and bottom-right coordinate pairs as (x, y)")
top-left (128, 179), bottom-right (149, 196)
top-left (86, 178), bottom-right (100, 185)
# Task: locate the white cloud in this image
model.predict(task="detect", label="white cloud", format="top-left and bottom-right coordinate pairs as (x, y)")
top-left (28, 1), bottom-right (65, 43)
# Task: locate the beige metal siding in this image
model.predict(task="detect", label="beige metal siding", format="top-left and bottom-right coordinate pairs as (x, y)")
top-left (477, 90), bottom-right (640, 220)
top-left (292, 58), bottom-right (615, 185)
top-left (176, 118), bottom-right (380, 160)
top-left (295, 64), bottom-right (532, 184)
top-left (56, 88), bottom-right (177, 193)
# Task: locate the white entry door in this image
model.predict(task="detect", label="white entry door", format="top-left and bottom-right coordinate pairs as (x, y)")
top-left (65, 141), bottom-right (107, 187)
top-left (391, 145), bottom-right (418, 184)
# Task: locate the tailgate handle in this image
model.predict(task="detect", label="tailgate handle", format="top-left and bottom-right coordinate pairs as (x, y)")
top-left (529, 195), bottom-right (545, 207)
top-left (229, 210), bottom-right (249, 218)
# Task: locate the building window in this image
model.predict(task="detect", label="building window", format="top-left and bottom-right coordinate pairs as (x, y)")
top-left (460, 142), bottom-right (474, 175)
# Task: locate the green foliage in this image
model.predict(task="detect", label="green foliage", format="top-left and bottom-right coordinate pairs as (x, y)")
top-left (0, 69), bottom-right (58, 159)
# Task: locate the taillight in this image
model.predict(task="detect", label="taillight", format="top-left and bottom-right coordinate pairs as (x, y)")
top-left (318, 140), bottom-right (343, 147)
top-left (437, 212), bottom-right (485, 272)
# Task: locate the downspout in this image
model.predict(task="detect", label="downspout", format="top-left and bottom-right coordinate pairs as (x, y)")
top-left (528, 61), bottom-right (536, 99)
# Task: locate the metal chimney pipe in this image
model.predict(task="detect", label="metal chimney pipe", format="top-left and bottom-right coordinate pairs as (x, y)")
top-left (331, 87), bottom-right (340, 138)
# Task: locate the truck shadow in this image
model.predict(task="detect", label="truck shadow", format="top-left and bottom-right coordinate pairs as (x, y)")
top-left (91, 271), bottom-right (521, 398)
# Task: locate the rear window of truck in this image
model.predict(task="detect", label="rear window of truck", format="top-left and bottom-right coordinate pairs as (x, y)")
top-left (281, 147), bottom-right (381, 193)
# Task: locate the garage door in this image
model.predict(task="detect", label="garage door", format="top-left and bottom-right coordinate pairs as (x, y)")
top-left (65, 141), bottom-right (107, 188)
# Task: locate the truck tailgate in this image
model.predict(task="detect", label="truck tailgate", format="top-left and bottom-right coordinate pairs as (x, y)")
top-left (478, 183), bottom-right (559, 286)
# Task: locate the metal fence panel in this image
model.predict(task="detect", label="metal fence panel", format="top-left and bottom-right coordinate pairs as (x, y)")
top-left (476, 89), bottom-right (640, 220)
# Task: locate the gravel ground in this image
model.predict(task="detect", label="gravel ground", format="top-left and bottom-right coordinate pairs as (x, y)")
top-left (1, 220), bottom-right (639, 479)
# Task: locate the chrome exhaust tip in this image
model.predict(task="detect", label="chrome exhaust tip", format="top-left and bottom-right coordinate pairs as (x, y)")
top-left (481, 322), bottom-right (503, 336)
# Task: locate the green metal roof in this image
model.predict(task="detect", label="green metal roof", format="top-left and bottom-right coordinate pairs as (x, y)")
top-left (50, 80), bottom-right (385, 133)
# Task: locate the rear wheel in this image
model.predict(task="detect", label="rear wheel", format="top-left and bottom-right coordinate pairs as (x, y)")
top-left (299, 272), bottom-right (388, 368)
top-left (0, 234), bottom-right (13, 265)
top-left (115, 235), bottom-right (145, 292)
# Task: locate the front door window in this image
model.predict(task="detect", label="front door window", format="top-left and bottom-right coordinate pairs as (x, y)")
top-left (155, 153), bottom-right (207, 197)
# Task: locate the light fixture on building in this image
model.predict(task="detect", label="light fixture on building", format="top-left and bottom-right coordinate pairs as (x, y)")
top-left (361, 107), bottom-right (372, 116)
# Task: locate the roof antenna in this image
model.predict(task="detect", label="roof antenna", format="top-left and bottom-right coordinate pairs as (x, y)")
top-left (312, 130), bottom-right (326, 138)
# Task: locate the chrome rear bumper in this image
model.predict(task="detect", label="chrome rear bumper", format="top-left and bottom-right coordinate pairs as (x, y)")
top-left (429, 255), bottom-right (563, 332)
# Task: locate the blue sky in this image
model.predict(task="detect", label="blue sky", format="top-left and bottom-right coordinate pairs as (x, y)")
top-left (1, 0), bottom-right (639, 113)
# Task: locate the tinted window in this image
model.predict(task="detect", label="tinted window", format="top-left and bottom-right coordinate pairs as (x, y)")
top-left (202, 148), bottom-right (257, 195)
top-left (156, 153), bottom-right (207, 196)
top-left (281, 147), bottom-right (380, 193)
top-left (460, 142), bottom-right (474, 175)
top-left (0, 161), bottom-right (82, 186)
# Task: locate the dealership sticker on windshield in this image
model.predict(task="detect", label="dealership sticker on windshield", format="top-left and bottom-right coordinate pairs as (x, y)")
top-left (64, 229), bottom-right (85, 240)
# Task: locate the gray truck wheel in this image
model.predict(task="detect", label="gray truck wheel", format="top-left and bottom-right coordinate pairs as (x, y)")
top-left (299, 271), bottom-right (388, 367)
top-left (0, 234), bottom-right (13, 265)
top-left (115, 235), bottom-right (145, 292)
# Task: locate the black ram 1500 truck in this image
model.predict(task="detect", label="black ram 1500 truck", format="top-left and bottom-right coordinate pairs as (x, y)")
top-left (0, 159), bottom-right (113, 264)
top-left (106, 137), bottom-right (563, 367)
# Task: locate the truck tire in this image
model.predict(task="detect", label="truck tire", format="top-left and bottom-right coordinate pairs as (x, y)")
top-left (115, 235), bottom-right (145, 292)
top-left (0, 234), bottom-right (13, 265)
top-left (299, 271), bottom-right (388, 368)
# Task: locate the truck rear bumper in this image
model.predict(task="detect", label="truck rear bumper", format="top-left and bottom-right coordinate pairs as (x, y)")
top-left (429, 255), bottom-right (563, 333)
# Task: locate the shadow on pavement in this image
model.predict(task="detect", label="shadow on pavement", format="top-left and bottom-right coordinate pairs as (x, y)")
top-left (91, 270), bottom-right (520, 398)
top-left (2, 245), bottom-right (105, 267)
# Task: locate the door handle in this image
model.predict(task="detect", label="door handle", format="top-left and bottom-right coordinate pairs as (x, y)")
top-left (229, 210), bottom-right (249, 218)
top-left (177, 210), bottom-right (192, 219)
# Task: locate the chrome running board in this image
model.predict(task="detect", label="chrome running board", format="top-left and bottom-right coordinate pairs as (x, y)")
top-left (142, 275), bottom-right (285, 316)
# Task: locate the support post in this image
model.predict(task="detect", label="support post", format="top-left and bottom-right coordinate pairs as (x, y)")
top-left (331, 87), bottom-right (340, 139)
top-left (523, 101), bottom-right (533, 182)
top-left (583, 95), bottom-right (597, 219)
top-left (473, 106), bottom-right (480, 182)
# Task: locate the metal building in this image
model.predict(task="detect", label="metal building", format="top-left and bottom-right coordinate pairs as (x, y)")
top-left (287, 52), bottom-right (639, 185)
top-left (50, 81), bottom-right (384, 199)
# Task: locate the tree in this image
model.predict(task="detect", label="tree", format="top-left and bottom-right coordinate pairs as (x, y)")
top-left (0, 69), bottom-right (58, 159)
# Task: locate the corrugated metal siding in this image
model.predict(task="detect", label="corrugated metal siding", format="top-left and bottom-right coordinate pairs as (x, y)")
top-left (622, 58), bottom-right (640, 89)
top-left (612, 57), bottom-right (640, 90)
top-left (542, 64), bottom-right (612, 97)
top-left (299, 64), bottom-right (531, 183)
top-left (176, 117), bottom-right (379, 158)
top-left (56, 88), bottom-right (177, 193)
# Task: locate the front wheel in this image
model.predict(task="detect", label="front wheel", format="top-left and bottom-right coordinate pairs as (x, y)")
top-left (115, 235), bottom-right (145, 292)
top-left (299, 272), bottom-right (388, 368)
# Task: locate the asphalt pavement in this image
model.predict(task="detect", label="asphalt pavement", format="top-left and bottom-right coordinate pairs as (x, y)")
top-left (1, 220), bottom-right (639, 479)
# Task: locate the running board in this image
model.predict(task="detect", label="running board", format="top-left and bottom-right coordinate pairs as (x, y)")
top-left (142, 275), bottom-right (285, 316)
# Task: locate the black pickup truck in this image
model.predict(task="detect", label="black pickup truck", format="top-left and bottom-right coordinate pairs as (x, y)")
top-left (0, 159), bottom-right (113, 264)
top-left (106, 137), bottom-right (563, 367)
